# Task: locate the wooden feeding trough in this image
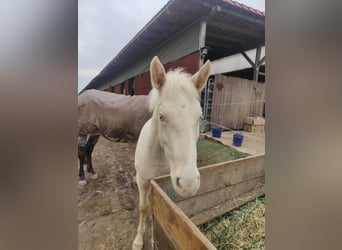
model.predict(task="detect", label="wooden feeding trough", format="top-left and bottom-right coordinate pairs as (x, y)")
top-left (150, 154), bottom-right (265, 249)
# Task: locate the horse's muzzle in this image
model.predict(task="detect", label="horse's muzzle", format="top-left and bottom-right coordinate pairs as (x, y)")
top-left (173, 175), bottom-right (200, 197)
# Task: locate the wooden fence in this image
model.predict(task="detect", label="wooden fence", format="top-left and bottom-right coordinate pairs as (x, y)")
top-left (211, 75), bottom-right (265, 130)
top-left (151, 154), bottom-right (265, 249)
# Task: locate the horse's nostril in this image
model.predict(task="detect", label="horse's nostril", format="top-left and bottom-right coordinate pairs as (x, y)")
top-left (176, 177), bottom-right (181, 187)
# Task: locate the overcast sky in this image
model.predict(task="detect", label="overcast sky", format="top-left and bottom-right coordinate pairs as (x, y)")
top-left (78, 0), bottom-right (265, 92)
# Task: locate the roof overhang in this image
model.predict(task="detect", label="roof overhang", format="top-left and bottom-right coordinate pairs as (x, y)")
top-left (82, 0), bottom-right (264, 92)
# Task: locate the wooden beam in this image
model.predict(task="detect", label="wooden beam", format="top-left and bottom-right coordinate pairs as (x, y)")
top-left (151, 180), bottom-right (216, 250)
top-left (253, 47), bottom-right (262, 81)
top-left (199, 20), bottom-right (207, 49)
top-left (199, 20), bottom-right (207, 67)
top-left (258, 55), bottom-right (265, 66)
top-left (241, 51), bottom-right (255, 67)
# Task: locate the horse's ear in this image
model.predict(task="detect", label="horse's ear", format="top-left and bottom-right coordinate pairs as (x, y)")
top-left (191, 60), bottom-right (211, 92)
top-left (150, 56), bottom-right (166, 90)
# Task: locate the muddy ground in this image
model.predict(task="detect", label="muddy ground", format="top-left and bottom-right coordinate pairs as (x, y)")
top-left (78, 137), bottom-right (152, 250)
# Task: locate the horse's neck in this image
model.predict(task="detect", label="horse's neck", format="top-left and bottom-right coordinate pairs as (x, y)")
top-left (147, 115), bottom-right (167, 163)
top-left (136, 114), bottom-right (169, 179)
top-left (148, 115), bottom-right (161, 149)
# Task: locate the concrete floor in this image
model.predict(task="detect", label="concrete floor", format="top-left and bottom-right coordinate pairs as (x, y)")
top-left (203, 130), bottom-right (265, 155)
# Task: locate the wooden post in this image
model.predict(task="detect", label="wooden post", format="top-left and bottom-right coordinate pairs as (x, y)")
top-left (253, 47), bottom-right (262, 81)
top-left (199, 20), bottom-right (207, 67)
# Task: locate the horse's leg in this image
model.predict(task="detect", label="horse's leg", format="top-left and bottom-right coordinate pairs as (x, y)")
top-left (78, 135), bottom-right (87, 186)
top-left (85, 135), bottom-right (99, 179)
top-left (132, 174), bottom-right (151, 250)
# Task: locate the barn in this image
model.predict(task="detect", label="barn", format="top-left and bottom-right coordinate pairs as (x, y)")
top-left (81, 0), bottom-right (265, 131)
top-left (79, 1), bottom-right (266, 248)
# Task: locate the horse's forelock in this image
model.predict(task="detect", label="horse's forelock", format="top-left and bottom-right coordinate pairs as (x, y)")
top-left (163, 69), bottom-right (199, 98)
top-left (148, 68), bottom-right (199, 113)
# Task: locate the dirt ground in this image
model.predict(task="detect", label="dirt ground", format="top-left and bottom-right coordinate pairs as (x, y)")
top-left (78, 137), bottom-right (152, 250)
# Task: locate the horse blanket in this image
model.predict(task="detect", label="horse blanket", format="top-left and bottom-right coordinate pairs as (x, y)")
top-left (78, 90), bottom-right (151, 141)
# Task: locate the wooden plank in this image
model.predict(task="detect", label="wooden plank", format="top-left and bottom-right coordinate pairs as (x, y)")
top-left (154, 154), bottom-right (265, 204)
top-left (153, 219), bottom-right (177, 250)
top-left (251, 81), bottom-right (265, 117)
top-left (151, 180), bottom-right (216, 250)
top-left (190, 185), bottom-right (265, 226)
top-left (177, 176), bottom-right (265, 217)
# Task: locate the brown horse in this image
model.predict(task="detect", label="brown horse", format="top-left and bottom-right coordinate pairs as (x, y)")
top-left (78, 89), bottom-right (151, 185)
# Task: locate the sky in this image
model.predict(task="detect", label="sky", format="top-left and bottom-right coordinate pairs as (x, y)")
top-left (78, 0), bottom-right (265, 92)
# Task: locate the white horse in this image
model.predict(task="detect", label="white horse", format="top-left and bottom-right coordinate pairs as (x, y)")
top-left (132, 56), bottom-right (211, 249)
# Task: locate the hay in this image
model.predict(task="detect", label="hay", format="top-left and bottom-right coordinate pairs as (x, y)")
top-left (200, 196), bottom-right (265, 250)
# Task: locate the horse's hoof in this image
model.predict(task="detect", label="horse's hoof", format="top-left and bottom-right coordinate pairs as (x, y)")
top-left (132, 243), bottom-right (143, 250)
top-left (78, 179), bottom-right (87, 186)
top-left (89, 173), bottom-right (98, 179)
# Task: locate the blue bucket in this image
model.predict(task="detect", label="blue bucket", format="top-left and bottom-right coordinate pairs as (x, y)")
top-left (212, 127), bottom-right (222, 138)
top-left (233, 133), bottom-right (244, 147)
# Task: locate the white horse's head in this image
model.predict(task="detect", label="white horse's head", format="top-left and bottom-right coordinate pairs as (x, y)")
top-left (149, 56), bottom-right (211, 197)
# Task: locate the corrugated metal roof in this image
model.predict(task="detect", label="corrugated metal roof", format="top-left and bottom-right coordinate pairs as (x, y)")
top-left (83, 0), bottom-right (265, 91)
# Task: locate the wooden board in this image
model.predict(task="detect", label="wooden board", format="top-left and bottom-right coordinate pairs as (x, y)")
top-left (151, 154), bottom-right (265, 249)
top-left (177, 176), bottom-right (264, 217)
top-left (152, 219), bottom-right (177, 250)
top-left (190, 185), bottom-right (265, 226)
top-left (154, 154), bottom-right (265, 205)
top-left (151, 180), bottom-right (216, 250)
top-left (211, 75), bottom-right (265, 129)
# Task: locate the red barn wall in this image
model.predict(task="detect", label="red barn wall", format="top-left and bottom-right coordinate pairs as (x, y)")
top-left (124, 80), bottom-right (129, 95)
top-left (135, 72), bottom-right (152, 95)
top-left (114, 84), bottom-right (121, 94)
top-left (164, 51), bottom-right (200, 75)
top-left (134, 51), bottom-right (200, 95)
